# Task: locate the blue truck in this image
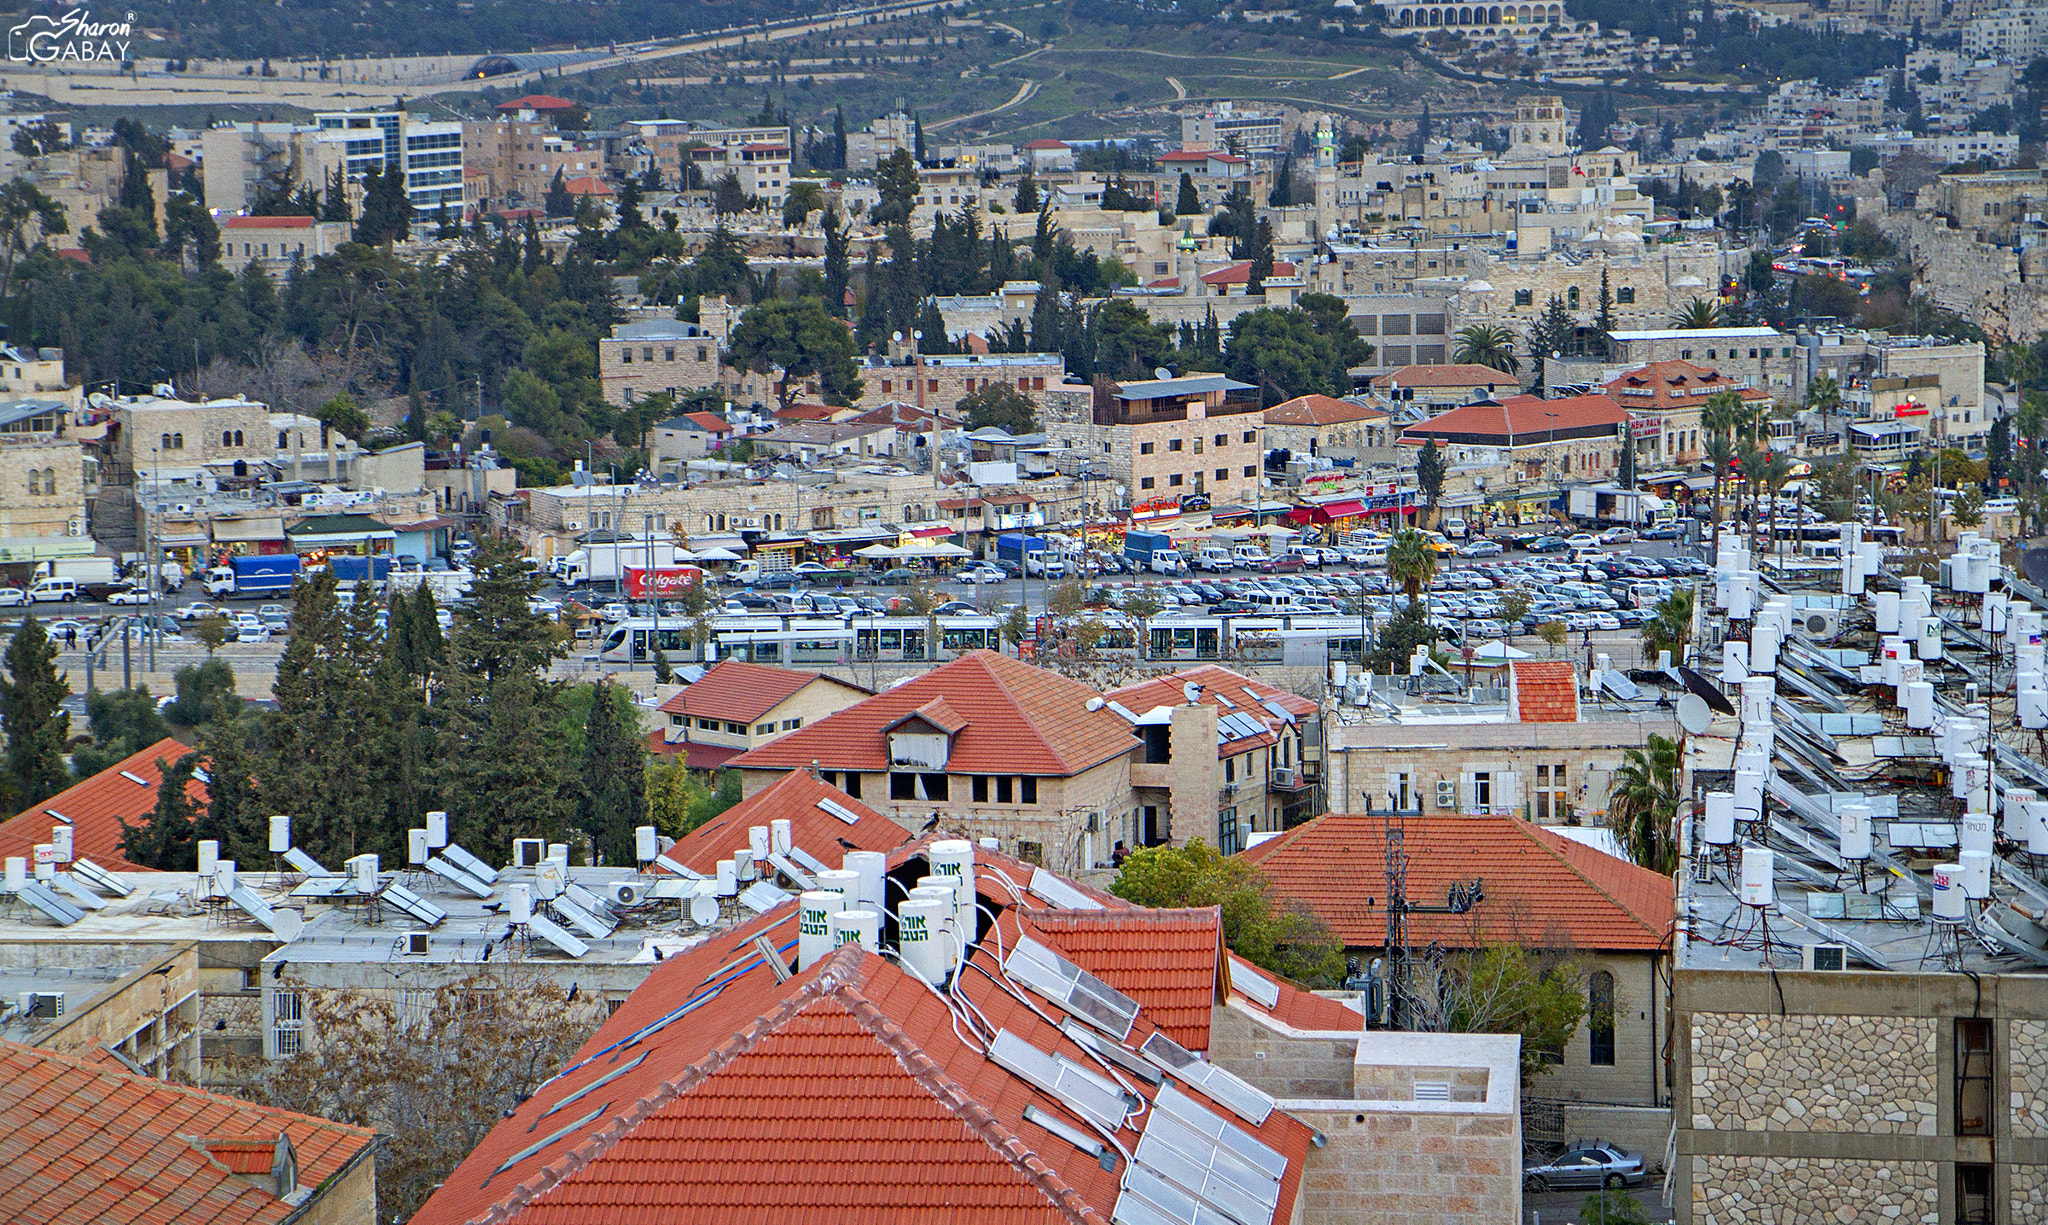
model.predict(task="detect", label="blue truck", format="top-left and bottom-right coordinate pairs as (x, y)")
top-left (329, 555), bottom-right (394, 588)
top-left (995, 532), bottom-right (1063, 578)
top-left (202, 555), bottom-right (301, 598)
top-left (1122, 529), bottom-right (1185, 575)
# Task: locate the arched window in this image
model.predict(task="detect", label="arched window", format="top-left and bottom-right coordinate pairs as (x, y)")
top-left (1567, 284), bottom-right (1581, 309)
top-left (223, 430), bottom-right (234, 447)
top-left (26, 470), bottom-right (40, 495)
top-left (161, 433), bottom-right (172, 452)
top-left (234, 430), bottom-right (244, 447)
top-left (172, 433), bottom-right (184, 449)
top-left (43, 468), bottom-right (55, 492)
top-left (1588, 970), bottom-right (1615, 1066)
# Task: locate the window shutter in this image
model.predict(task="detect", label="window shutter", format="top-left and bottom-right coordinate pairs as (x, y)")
top-left (1460, 771), bottom-right (1477, 814)
top-left (1385, 771), bottom-right (1403, 811)
top-left (1496, 770), bottom-right (1521, 818)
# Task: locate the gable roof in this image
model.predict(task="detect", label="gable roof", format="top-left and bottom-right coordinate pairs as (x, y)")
top-left (1399, 393), bottom-right (1626, 444)
top-left (1225, 955), bottom-right (1364, 1033)
top-left (657, 659), bottom-right (865, 725)
top-left (0, 739), bottom-right (205, 873)
top-left (658, 770), bottom-right (908, 876)
top-left (1509, 660), bottom-right (1579, 723)
top-left (1105, 665), bottom-right (1315, 759)
top-left (497, 94), bottom-right (576, 110)
top-left (1601, 359), bottom-right (1769, 411)
top-left (1201, 260), bottom-right (1298, 286)
top-left (1022, 138), bottom-right (1071, 150)
top-left (1021, 907), bottom-right (1222, 1051)
top-left (412, 865), bottom-right (1315, 1225)
top-left (1240, 813), bottom-right (1674, 952)
top-left (1369, 364), bottom-right (1511, 390)
top-left (1264, 394), bottom-right (1388, 427)
top-left (0, 1040), bottom-right (376, 1225)
top-left (732, 651), bottom-right (1139, 778)
top-left (684, 411), bottom-right (732, 433)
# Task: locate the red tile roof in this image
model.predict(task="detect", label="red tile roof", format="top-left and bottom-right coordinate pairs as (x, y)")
top-left (1160, 150), bottom-right (1219, 162)
top-left (201, 1135), bottom-right (282, 1175)
top-left (658, 659), bottom-right (863, 725)
top-left (1264, 394), bottom-right (1387, 426)
top-left (0, 1040), bottom-right (376, 1225)
top-left (1022, 907), bottom-right (1222, 1051)
top-left (1399, 393), bottom-right (1627, 444)
top-left (644, 733), bottom-right (747, 769)
top-left (497, 94), bottom-right (575, 110)
top-left (1022, 138), bottom-right (1070, 150)
top-left (1105, 665), bottom-right (1314, 759)
top-left (562, 176), bottom-right (612, 196)
top-left (0, 739), bottom-right (205, 872)
top-left (1241, 813), bottom-right (1674, 952)
top-left (732, 651), bottom-right (1139, 778)
top-left (222, 215), bottom-right (316, 229)
top-left (414, 860), bottom-right (1314, 1225)
top-left (684, 411), bottom-right (733, 434)
top-left (1510, 660), bottom-right (1579, 723)
top-left (1370, 364), bottom-right (1513, 390)
top-left (1226, 955), bottom-right (1364, 1033)
top-left (1201, 259), bottom-right (1298, 286)
top-left (1601, 359), bottom-right (1767, 412)
top-left (658, 769), bottom-right (907, 876)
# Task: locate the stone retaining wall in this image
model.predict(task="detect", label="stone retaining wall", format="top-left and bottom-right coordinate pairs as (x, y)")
top-left (1689, 1012), bottom-right (1938, 1136)
top-left (1690, 1155), bottom-right (1939, 1225)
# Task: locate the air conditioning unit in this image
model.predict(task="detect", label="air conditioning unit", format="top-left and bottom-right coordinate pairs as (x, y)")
top-left (1801, 942), bottom-right (1848, 972)
top-left (1435, 779), bottom-right (1458, 809)
top-left (1792, 609), bottom-right (1844, 640)
top-left (607, 881), bottom-right (643, 908)
top-left (405, 931), bottom-right (430, 956)
top-left (20, 991), bottom-right (63, 1019)
top-left (512, 838), bottom-right (546, 868)
top-left (1272, 767), bottom-right (1297, 787)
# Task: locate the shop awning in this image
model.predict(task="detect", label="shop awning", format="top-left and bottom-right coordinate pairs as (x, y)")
top-left (810, 526), bottom-right (896, 544)
top-left (906, 525), bottom-right (955, 538)
top-left (1311, 499), bottom-right (1366, 521)
top-left (211, 520), bottom-right (285, 543)
top-left (753, 539), bottom-right (804, 551)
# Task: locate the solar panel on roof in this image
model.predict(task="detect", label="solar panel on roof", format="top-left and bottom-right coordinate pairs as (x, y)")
top-left (738, 880), bottom-right (790, 913)
top-left (767, 851), bottom-right (815, 888)
top-left (524, 910), bottom-right (590, 958)
top-left (563, 882), bottom-right (610, 916)
top-left (1142, 1035), bottom-right (1275, 1125)
top-left (817, 798), bottom-right (862, 825)
top-left (786, 844), bottom-right (829, 875)
top-left (1027, 866), bottom-right (1103, 910)
top-left (1006, 934), bottom-right (1140, 1038)
top-left (1234, 965), bottom-right (1282, 1010)
top-left (1259, 699), bottom-right (1295, 724)
top-left (551, 896), bottom-right (615, 940)
top-left (68, 857), bottom-right (132, 897)
top-left (427, 855), bottom-right (494, 898)
top-left (440, 843), bottom-right (500, 884)
top-left (1154, 1085), bottom-right (1287, 1180)
top-left (380, 882), bottom-right (447, 928)
top-left (283, 848), bottom-right (334, 877)
top-left (17, 880), bottom-right (82, 926)
top-left (1061, 1020), bottom-right (1164, 1085)
top-left (49, 875), bottom-right (105, 910)
top-left (291, 876), bottom-right (356, 898)
top-left (653, 853), bottom-right (702, 879)
top-left (1135, 1119), bottom-right (1277, 1225)
top-left (227, 886), bottom-right (305, 940)
top-left (986, 1029), bottom-right (1128, 1131)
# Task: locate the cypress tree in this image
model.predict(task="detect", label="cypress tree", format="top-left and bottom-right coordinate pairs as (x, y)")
top-left (2, 614), bottom-right (70, 808)
top-left (1176, 172), bottom-right (1200, 216)
top-left (120, 751), bottom-right (202, 870)
top-left (579, 680), bottom-right (648, 866)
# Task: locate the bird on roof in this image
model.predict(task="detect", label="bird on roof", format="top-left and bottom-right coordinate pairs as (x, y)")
top-left (272, 960), bottom-right (286, 980)
top-left (653, 946), bottom-right (664, 961)
top-left (920, 813), bottom-right (941, 832)
top-left (567, 983), bottom-right (579, 1002)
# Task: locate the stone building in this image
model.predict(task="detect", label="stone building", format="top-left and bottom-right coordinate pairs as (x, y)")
top-left (0, 397), bottom-right (88, 540)
top-left (1369, 364), bottom-right (1514, 409)
top-left (730, 650), bottom-right (1144, 876)
top-left (856, 350), bottom-right (1066, 414)
top-left (652, 659), bottom-right (871, 770)
top-left (1040, 374), bottom-right (1267, 514)
top-left (1397, 392), bottom-right (1630, 515)
top-left (217, 215), bottom-right (350, 274)
top-left (462, 100), bottom-right (607, 210)
top-left (596, 316), bottom-right (726, 408)
top-left (1601, 359), bottom-right (1770, 470)
top-left (1263, 393), bottom-right (1396, 463)
top-left (0, 941), bottom-right (200, 1081)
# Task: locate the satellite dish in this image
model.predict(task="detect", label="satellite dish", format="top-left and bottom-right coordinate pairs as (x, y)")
top-left (891, 331), bottom-right (903, 343)
top-left (690, 894), bottom-right (719, 926)
top-left (1676, 693), bottom-right (1713, 736)
top-left (1153, 367), bottom-right (1172, 380)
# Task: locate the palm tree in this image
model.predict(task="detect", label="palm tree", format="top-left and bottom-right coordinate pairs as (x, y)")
top-left (1702, 389), bottom-right (1750, 441)
top-left (1735, 437), bottom-right (1768, 545)
top-left (1640, 587), bottom-right (1694, 666)
top-left (1608, 733), bottom-right (1681, 873)
top-left (1674, 298), bottom-right (1725, 329)
top-left (1757, 448), bottom-right (1798, 564)
top-left (1388, 528), bottom-right (1437, 600)
top-left (1703, 430), bottom-right (1738, 552)
top-left (1803, 373), bottom-right (1841, 454)
top-left (1453, 324), bottom-right (1520, 376)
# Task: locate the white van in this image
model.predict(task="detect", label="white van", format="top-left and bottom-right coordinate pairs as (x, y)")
top-left (1246, 590), bottom-right (1299, 611)
top-left (1231, 544), bottom-right (1270, 567)
top-left (1196, 546), bottom-right (1235, 572)
top-left (1284, 544), bottom-right (1325, 568)
top-left (1442, 516), bottom-right (1468, 540)
top-left (29, 577), bottom-right (77, 603)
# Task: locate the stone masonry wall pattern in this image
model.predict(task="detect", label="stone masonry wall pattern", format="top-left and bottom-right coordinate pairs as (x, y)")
top-left (2013, 1162), bottom-right (2048, 1222)
top-left (2010, 1019), bottom-right (2048, 1138)
top-left (1689, 1013), bottom-right (1937, 1135)
top-left (1691, 1155), bottom-right (1938, 1225)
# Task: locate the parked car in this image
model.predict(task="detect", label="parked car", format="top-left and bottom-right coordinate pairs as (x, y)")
top-left (1596, 526), bottom-right (1637, 544)
top-left (1639, 523), bottom-right (1681, 540)
top-left (955, 565), bottom-right (1004, 584)
top-left (1459, 539), bottom-right (1504, 558)
top-left (179, 601), bottom-right (224, 621)
top-left (1525, 536), bottom-right (1569, 553)
top-left (0, 588), bottom-right (27, 608)
top-left (105, 586), bottom-right (153, 606)
top-left (1523, 1143), bottom-right (1644, 1192)
top-left (879, 568), bottom-right (925, 586)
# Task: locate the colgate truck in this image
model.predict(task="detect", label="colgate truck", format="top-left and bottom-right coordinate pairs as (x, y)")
top-left (623, 565), bottom-right (704, 598)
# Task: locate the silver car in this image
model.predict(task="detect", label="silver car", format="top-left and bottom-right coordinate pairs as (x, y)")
top-left (1523, 1143), bottom-right (1644, 1191)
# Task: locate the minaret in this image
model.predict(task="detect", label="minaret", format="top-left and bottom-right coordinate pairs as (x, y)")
top-left (1313, 113), bottom-right (1338, 239)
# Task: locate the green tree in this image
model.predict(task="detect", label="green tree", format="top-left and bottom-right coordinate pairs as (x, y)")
top-left (1498, 587), bottom-right (1531, 646)
top-left (1608, 733), bottom-right (1681, 874)
top-left (1418, 942), bottom-right (1587, 1084)
top-left (1674, 297), bottom-right (1726, 328)
top-left (874, 149), bottom-right (919, 225)
top-left (1453, 324), bottom-right (1520, 376)
top-left (1640, 588), bottom-right (1695, 666)
top-left (727, 295), bottom-right (863, 411)
top-left (1222, 306), bottom-right (1352, 405)
top-left (1175, 172), bottom-right (1201, 215)
top-left (1578, 1191), bottom-right (1655, 1225)
top-left (958, 382), bottom-right (1038, 434)
top-left (1388, 527), bottom-right (1437, 599)
top-left (1416, 440), bottom-right (1445, 526)
top-left (1, 614), bottom-right (70, 808)
top-left (0, 177), bottom-right (67, 300)
top-left (353, 162), bottom-right (411, 245)
top-left (577, 679), bottom-right (649, 866)
top-left (781, 179), bottom-right (823, 228)
top-left (1111, 839), bottom-right (1345, 986)
top-left (1013, 171), bottom-right (1039, 213)
top-left (118, 750), bottom-right (203, 870)
top-left (544, 167), bottom-right (574, 218)
top-left (194, 708), bottom-right (268, 866)
top-left (191, 613), bottom-right (229, 655)
top-left (164, 657), bottom-right (237, 726)
top-left (71, 686), bottom-right (170, 780)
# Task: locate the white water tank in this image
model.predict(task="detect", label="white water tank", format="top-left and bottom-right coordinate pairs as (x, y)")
top-left (1746, 721), bottom-right (1776, 763)
top-left (31, 849), bottom-right (50, 882)
top-left (2025, 686), bottom-right (2048, 732)
top-left (815, 867), bottom-right (860, 902)
top-left (715, 859), bottom-right (737, 897)
top-left (409, 828), bottom-right (430, 866)
top-left (353, 854), bottom-right (379, 894)
top-left (1901, 658), bottom-right (1925, 686)
top-left (797, 890), bottom-right (846, 970)
top-left (927, 839), bottom-right (977, 940)
top-left (1740, 847), bottom-right (1776, 906)
top-left (1729, 572), bottom-right (1755, 620)
top-left (547, 842), bottom-right (568, 864)
top-left (1987, 592), bottom-right (2009, 635)
top-left (831, 906), bottom-right (882, 952)
top-left (1932, 864), bottom-right (1968, 920)
top-left (1954, 551), bottom-right (1991, 594)
top-left (49, 825), bottom-right (70, 863)
top-left (735, 855), bottom-right (758, 884)
top-left (2028, 801), bottom-right (2048, 856)
top-left (269, 814), bottom-right (291, 854)
top-left (897, 897), bottom-right (954, 985)
top-left (1880, 638), bottom-right (1906, 688)
top-left (636, 825), bottom-right (659, 863)
top-left (1705, 792), bottom-right (1737, 846)
top-left (1840, 803), bottom-right (1873, 861)
top-left (842, 851), bottom-right (887, 910)
top-left (1904, 681), bottom-right (1936, 730)
top-left (1962, 811), bottom-right (1995, 858)
top-left (1953, 754), bottom-right (1988, 802)
top-left (769, 819), bottom-right (792, 857)
top-left (1741, 677), bottom-right (1776, 726)
top-left (425, 810), bottom-right (448, 849)
top-left (1735, 766), bottom-right (1767, 825)
top-left (1723, 638), bottom-right (1750, 684)
top-left (216, 860), bottom-right (236, 895)
top-left (3, 856), bottom-right (22, 891)
top-left (1875, 591), bottom-right (1901, 634)
top-left (1754, 624), bottom-right (1780, 680)
top-left (2022, 643), bottom-right (2047, 678)
top-left (1844, 543), bottom-right (1866, 595)
top-left (509, 882), bottom-right (533, 923)
top-left (1918, 618), bottom-right (1944, 661)
top-left (1960, 849), bottom-right (1994, 898)
top-left (749, 825), bottom-right (770, 861)
top-left (197, 839), bottom-right (219, 877)
top-left (2006, 788), bottom-right (2039, 841)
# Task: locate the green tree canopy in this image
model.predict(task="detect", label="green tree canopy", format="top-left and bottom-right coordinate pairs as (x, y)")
top-left (1111, 839), bottom-right (1345, 986)
top-left (1, 613), bottom-right (69, 808)
top-left (727, 295), bottom-right (863, 411)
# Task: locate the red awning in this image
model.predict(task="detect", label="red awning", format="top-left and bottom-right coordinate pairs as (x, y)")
top-left (908, 525), bottom-right (954, 538)
top-left (1312, 500), bottom-right (1365, 522)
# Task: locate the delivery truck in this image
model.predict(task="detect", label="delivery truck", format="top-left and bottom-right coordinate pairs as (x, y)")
top-left (549, 539), bottom-right (683, 589)
top-left (623, 565), bottom-right (704, 599)
top-left (329, 555), bottom-right (394, 589)
top-left (1122, 529), bottom-right (1185, 575)
top-left (203, 555), bottom-right (301, 598)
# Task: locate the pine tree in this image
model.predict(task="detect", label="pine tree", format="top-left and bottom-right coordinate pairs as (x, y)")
top-left (1014, 171), bottom-right (1039, 214)
top-left (832, 106), bottom-right (848, 170)
top-left (1176, 172), bottom-right (1200, 216)
top-left (320, 166), bottom-right (352, 222)
top-left (449, 539), bottom-right (561, 687)
top-left (544, 167), bottom-right (574, 218)
top-left (823, 208), bottom-right (851, 317)
top-left (194, 714), bottom-right (268, 866)
top-left (578, 680), bottom-right (648, 866)
top-left (2, 614), bottom-right (70, 809)
top-left (117, 147), bottom-right (157, 234)
top-left (119, 750), bottom-right (202, 870)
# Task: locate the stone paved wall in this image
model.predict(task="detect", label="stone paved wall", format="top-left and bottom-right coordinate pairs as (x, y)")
top-left (1689, 1013), bottom-right (1938, 1135)
top-left (1288, 1106), bottom-right (1518, 1225)
top-left (2011, 1019), bottom-right (2048, 1138)
top-left (1207, 1000), bottom-right (1358, 1099)
top-left (2013, 1161), bottom-right (2048, 1222)
top-left (1690, 1155), bottom-right (1939, 1225)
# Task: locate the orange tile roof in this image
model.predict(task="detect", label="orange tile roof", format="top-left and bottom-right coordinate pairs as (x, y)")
top-left (657, 659), bottom-right (866, 724)
top-left (200, 1135), bottom-right (282, 1175)
top-left (1021, 907), bottom-right (1222, 1051)
top-left (0, 739), bottom-right (205, 872)
top-left (1601, 359), bottom-right (1767, 412)
top-left (1264, 394), bottom-right (1388, 426)
top-left (1201, 259), bottom-right (1298, 286)
top-left (658, 770), bottom-right (908, 876)
top-left (413, 886), bottom-right (1315, 1225)
top-left (1226, 955), bottom-right (1364, 1033)
top-left (732, 651), bottom-right (1139, 778)
top-left (498, 94), bottom-right (575, 110)
top-left (1399, 393), bottom-right (1627, 444)
top-left (1370, 364), bottom-right (1511, 390)
top-left (1105, 665), bottom-right (1314, 760)
top-left (1510, 660), bottom-right (1579, 723)
top-left (0, 1040), bottom-right (376, 1225)
top-left (222, 215), bottom-right (317, 229)
top-left (1239, 813), bottom-right (1674, 952)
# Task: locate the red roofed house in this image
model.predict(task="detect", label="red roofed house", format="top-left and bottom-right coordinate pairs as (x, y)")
top-left (0, 738), bottom-right (206, 873)
top-left (1243, 812), bottom-right (1675, 1114)
top-left (1601, 358), bottom-right (1770, 469)
top-left (1103, 666), bottom-right (1322, 851)
top-left (218, 215), bottom-right (349, 274)
top-left (0, 1039), bottom-right (379, 1225)
top-left (654, 659), bottom-right (870, 772)
top-left (560, 175), bottom-right (611, 198)
top-left (657, 767), bottom-right (907, 876)
top-left (732, 651), bottom-right (1142, 875)
top-left (1369, 363), bottom-right (1517, 409)
top-left (1021, 137), bottom-right (1075, 172)
top-left (648, 407), bottom-right (735, 465)
top-left (410, 835), bottom-right (1522, 1225)
top-left (1263, 393), bottom-right (1395, 462)
top-left (1398, 393), bottom-right (1629, 513)
top-left (495, 94), bottom-right (577, 113)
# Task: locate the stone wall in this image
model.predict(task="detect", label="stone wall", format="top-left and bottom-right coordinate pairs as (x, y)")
top-left (1689, 1155), bottom-right (1939, 1225)
top-left (1206, 1001), bottom-right (1358, 1099)
top-left (1688, 1012), bottom-right (1938, 1135)
top-left (2013, 1162), bottom-right (2048, 1222)
top-left (1287, 1106), bottom-right (1518, 1225)
top-left (2010, 1019), bottom-right (2048, 1138)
